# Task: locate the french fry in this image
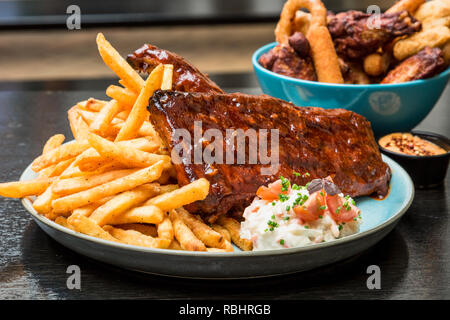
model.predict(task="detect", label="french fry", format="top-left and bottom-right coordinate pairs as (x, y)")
top-left (168, 239), bottom-right (182, 250)
top-left (89, 183), bottom-right (161, 225)
top-left (0, 178), bottom-right (54, 198)
top-left (77, 109), bottom-right (98, 125)
top-left (217, 216), bottom-right (253, 251)
top-left (115, 64), bottom-right (164, 142)
top-left (211, 224), bottom-right (231, 243)
top-left (79, 109), bottom-right (150, 137)
top-left (32, 184), bottom-right (57, 215)
top-left (169, 210), bottom-right (206, 251)
top-left (103, 225), bottom-right (171, 248)
top-left (96, 33), bottom-right (144, 92)
top-left (90, 100), bottom-right (122, 136)
top-left (107, 205), bottom-right (164, 226)
top-left (38, 164), bottom-right (57, 178)
top-left (145, 178), bottom-right (209, 212)
top-left (117, 223), bottom-right (158, 237)
top-left (76, 137), bottom-right (161, 171)
top-left (51, 161), bottom-right (164, 214)
top-left (222, 240), bottom-right (234, 252)
top-left (54, 216), bottom-right (75, 230)
top-left (32, 140), bottom-right (90, 172)
top-left (118, 137), bottom-right (161, 153)
top-left (68, 107), bottom-right (90, 141)
top-left (141, 121), bottom-right (160, 137)
top-left (158, 184), bottom-right (179, 194)
top-left (34, 154), bottom-right (89, 216)
top-left (157, 215), bottom-right (174, 240)
top-left (68, 215), bottom-right (118, 242)
top-left (176, 207), bottom-right (224, 248)
top-left (52, 169), bottom-right (137, 196)
top-left (106, 85), bottom-right (138, 109)
top-left (71, 196), bottom-right (115, 217)
top-left (77, 98), bottom-right (107, 112)
top-left (38, 158), bottom-right (76, 178)
top-left (115, 110), bottom-right (130, 120)
top-left (161, 64), bottom-right (174, 90)
top-left (43, 134), bottom-right (65, 154)
top-left (77, 159), bottom-right (124, 172)
top-left (59, 164), bottom-right (96, 179)
top-left (156, 170), bottom-right (172, 185)
top-left (87, 133), bottom-right (170, 169)
top-left (83, 115), bottom-right (159, 139)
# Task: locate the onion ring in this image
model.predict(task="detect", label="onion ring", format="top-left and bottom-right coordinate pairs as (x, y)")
top-left (275, 0), bottom-right (327, 44)
top-left (275, 0), bottom-right (343, 83)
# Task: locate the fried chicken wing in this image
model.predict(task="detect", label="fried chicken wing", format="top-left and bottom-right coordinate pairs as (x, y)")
top-left (258, 33), bottom-right (317, 81)
top-left (328, 10), bottom-right (421, 59)
top-left (381, 47), bottom-right (445, 84)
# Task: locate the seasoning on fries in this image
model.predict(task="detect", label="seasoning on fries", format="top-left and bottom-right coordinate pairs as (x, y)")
top-left (0, 33), bottom-right (252, 253)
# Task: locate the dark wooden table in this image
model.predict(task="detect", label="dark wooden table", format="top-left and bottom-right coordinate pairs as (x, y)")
top-left (0, 75), bottom-right (448, 300)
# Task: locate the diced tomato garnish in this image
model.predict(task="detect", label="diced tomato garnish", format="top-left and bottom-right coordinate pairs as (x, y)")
top-left (326, 194), bottom-right (360, 222)
top-left (256, 179), bottom-right (290, 201)
top-left (293, 190), bottom-right (326, 222)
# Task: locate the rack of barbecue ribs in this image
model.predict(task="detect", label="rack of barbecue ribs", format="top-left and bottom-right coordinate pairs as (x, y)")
top-left (149, 90), bottom-right (391, 222)
top-left (128, 45), bottom-right (391, 222)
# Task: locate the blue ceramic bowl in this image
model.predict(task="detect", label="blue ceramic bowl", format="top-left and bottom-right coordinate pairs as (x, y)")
top-left (253, 42), bottom-right (450, 137)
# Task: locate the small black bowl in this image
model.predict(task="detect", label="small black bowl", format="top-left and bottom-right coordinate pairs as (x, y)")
top-left (379, 130), bottom-right (450, 189)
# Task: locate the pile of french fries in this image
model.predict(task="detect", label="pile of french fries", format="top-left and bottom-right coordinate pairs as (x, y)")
top-left (0, 33), bottom-right (253, 252)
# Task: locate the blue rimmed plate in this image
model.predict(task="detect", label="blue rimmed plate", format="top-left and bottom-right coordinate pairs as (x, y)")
top-left (20, 154), bottom-right (414, 279)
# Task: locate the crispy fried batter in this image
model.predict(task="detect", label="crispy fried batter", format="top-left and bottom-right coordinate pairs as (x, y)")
top-left (394, 0), bottom-right (450, 60)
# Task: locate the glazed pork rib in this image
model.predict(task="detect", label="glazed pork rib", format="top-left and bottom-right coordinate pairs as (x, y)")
top-left (149, 90), bottom-right (391, 222)
top-left (127, 44), bottom-right (223, 94)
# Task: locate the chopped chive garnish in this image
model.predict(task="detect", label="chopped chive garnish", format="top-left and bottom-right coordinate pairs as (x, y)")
top-left (280, 239), bottom-right (285, 245)
top-left (280, 176), bottom-right (290, 192)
